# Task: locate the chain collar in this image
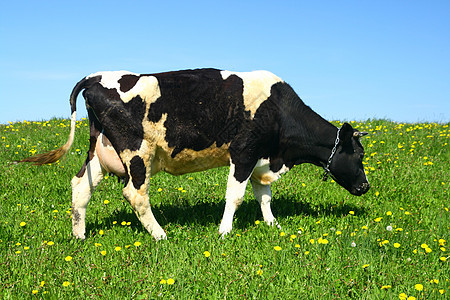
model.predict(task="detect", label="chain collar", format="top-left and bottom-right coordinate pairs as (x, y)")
top-left (322, 127), bottom-right (340, 181)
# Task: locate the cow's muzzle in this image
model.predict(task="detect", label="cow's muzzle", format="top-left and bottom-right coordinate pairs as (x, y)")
top-left (351, 182), bottom-right (370, 196)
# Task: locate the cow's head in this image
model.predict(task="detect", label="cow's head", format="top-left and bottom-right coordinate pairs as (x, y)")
top-left (328, 123), bottom-right (370, 196)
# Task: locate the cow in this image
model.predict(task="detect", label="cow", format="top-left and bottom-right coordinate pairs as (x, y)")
top-left (19, 68), bottom-right (369, 240)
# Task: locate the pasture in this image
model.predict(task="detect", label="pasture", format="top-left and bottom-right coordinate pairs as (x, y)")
top-left (0, 118), bottom-right (448, 299)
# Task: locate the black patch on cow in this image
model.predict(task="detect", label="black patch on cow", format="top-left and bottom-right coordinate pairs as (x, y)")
top-left (76, 108), bottom-right (102, 178)
top-left (147, 69), bottom-right (248, 158)
top-left (129, 156), bottom-right (146, 190)
top-left (118, 75), bottom-right (140, 93)
top-left (83, 84), bottom-right (145, 154)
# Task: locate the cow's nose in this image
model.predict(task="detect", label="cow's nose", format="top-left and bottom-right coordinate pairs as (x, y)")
top-left (360, 182), bottom-right (370, 194)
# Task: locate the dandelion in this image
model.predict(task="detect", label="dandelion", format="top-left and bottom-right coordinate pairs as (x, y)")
top-left (115, 247), bottom-right (121, 251)
top-left (295, 244), bottom-right (300, 248)
top-left (274, 246), bottom-right (282, 251)
top-left (32, 290), bottom-right (38, 294)
top-left (362, 264), bottom-right (369, 269)
top-left (99, 230), bottom-right (104, 235)
top-left (349, 211), bottom-right (355, 215)
top-left (167, 278), bottom-right (175, 285)
top-left (425, 247), bottom-right (432, 253)
top-left (94, 243), bottom-right (102, 247)
top-left (440, 257), bottom-right (447, 262)
top-left (374, 217), bottom-right (382, 222)
top-left (203, 251), bottom-right (211, 257)
top-left (290, 234), bottom-right (296, 239)
top-left (100, 250), bottom-right (107, 256)
top-left (399, 293), bottom-right (407, 300)
top-left (431, 279), bottom-right (439, 284)
top-left (134, 241), bottom-right (141, 247)
top-left (47, 241), bottom-right (54, 246)
top-left (65, 256), bottom-right (72, 262)
top-left (318, 237), bottom-right (329, 244)
top-left (414, 284), bottom-right (423, 291)
top-left (394, 243), bottom-right (401, 248)
top-left (121, 221), bottom-right (127, 226)
top-left (309, 239), bottom-right (315, 244)
top-left (351, 241), bottom-right (356, 247)
top-left (336, 230), bottom-right (342, 235)
top-left (386, 225), bottom-right (393, 231)
top-left (103, 200), bottom-right (110, 204)
top-left (160, 279), bottom-right (166, 284)
top-left (304, 251), bottom-right (310, 255)
top-left (280, 232), bottom-right (286, 237)
top-left (157, 188), bottom-right (162, 192)
top-left (255, 220), bottom-right (260, 225)
top-left (20, 222), bottom-right (26, 227)
top-left (62, 281), bottom-right (70, 287)
top-left (256, 269), bottom-right (263, 276)
top-left (40, 281), bottom-right (45, 287)
top-left (381, 285), bottom-right (391, 289)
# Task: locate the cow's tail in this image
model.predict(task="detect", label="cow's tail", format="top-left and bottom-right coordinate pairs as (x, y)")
top-left (18, 75), bottom-right (101, 165)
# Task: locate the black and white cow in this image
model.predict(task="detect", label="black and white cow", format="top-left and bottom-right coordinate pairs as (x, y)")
top-left (20, 68), bottom-right (369, 240)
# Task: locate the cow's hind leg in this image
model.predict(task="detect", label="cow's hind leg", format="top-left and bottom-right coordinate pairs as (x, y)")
top-left (219, 161), bottom-right (253, 237)
top-left (71, 153), bottom-right (105, 239)
top-left (250, 179), bottom-right (280, 228)
top-left (122, 155), bottom-right (166, 240)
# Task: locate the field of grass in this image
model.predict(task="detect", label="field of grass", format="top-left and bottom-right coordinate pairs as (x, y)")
top-left (0, 118), bottom-right (448, 299)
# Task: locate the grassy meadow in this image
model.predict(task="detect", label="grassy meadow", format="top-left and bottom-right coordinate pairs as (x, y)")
top-left (0, 118), bottom-right (448, 299)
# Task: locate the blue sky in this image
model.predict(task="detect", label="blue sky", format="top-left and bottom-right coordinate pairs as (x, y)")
top-left (1, 1), bottom-right (449, 124)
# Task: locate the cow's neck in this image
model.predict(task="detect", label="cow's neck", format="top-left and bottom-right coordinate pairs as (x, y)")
top-left (276, 95), bottom-right (338, 169)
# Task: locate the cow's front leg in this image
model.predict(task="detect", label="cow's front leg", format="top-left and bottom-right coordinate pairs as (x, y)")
top-left (219, 162), bottom-right (251, 237)
top-left (122, 155), bottom-right (166, 240)
top-left (71, 154), bottom-right (105, 239)
top-left (250, 179), bottom-right (280, 229)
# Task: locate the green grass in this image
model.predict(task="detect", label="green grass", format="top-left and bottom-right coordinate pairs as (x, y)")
top-left (0, 118), bottom-right (448, 299)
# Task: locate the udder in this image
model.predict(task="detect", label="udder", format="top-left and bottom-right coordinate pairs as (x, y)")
top-left (96, 133), bottom-right (126, 177)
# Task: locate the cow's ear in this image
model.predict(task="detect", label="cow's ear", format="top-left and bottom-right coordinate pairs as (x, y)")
top-left (339, 123), bottom-right (354, 143)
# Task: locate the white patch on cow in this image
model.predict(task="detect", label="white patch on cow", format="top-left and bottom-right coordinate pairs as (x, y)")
top-left (220, 70), bottom-right (283, 119)
top-left (71, 153), bottom-right (106, 239)
top-left (87, 71), bottom-right (161, 103)
top-left (219, 161), bottom-right (251, 237)
top-left (250, 179), bottom-right (280, 228)
top-left (251, 158), bottom-right (289, 185)
top-left (96, 133), bottom-right (126, 177)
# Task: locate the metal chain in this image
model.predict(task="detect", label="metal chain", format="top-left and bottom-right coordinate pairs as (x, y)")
top-left (322, 127), bottom-right (340, 181)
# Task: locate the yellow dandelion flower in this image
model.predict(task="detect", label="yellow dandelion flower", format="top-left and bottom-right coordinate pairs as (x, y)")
top-left (255, 220), bottom-right (260, 225)
top-left (40, 281), bottom-right (45, 287)
top-left (386, 211), bottom-right (392, 216)
top-left (290, 234), bottom-right (296, 239)
top-left (439, 257), bottom-right (446, 262)
top-left (336, 230), bottom-right (342, 235)
top-left (256, 269), bottom-right (263, 276)
top-left (65, 256), bottom-right (72, 262)
top-left (203, 251), bottom-right (211, 257)
top-left (160, 279), bottom-right (166, 284)
top-left (439, 289), bottom-right (444, 294)
top-left (280, 232), bottom-right (286, 237)
top-left (381, 285), bottom-right (391, 289)
top-left (121, 221), bottom-right (127, 226)
top-left (309, 239), bottom-right (315, 244)
top-left (167, 278), bottom-right (175, 285)
top-left (103, 200), bottom-right (110, 204)
top-left (414, 284), bottom-right (423, 291)
top-left (99, 230), bottom-right (104, 235)
top-left (134, 241), bottom-right (141, 247)
top-left (374, 217), bottom-right (382, 222)
top-left (94, 243), bottom-right (102, 247)
top-left (349, 211), bottom-right (355, 215)
top-left (20, 222), bottom-right (26, 227)
top-left (274, 246), bottom-right (282, 251)
top-left (431, 279), bottom-right (439, 284)
top-left (304, 251), bottom-right (310, 255)
top-left (295, 244), bottom-right (300, 248)
top-left (100, 250), bottom-right (106, 256)
top-left (115, 247), bottom-right (121, 251)
top-left (398, 293), bottom-right (407, 300)
top-left (47, 241), bottom-right (54, 246)
top-left (157, 188), bottom-right (162, 192)
top-left (362, 264), bottom-right (369, 269)
top-left (62, 281), bottom-right (70, 287)
top-left (32, 290), bottom-right (38, 294)
top-left (394, 243), bottom-right (401, 248)
top-left (420, 243), bottom-right (428, 249)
